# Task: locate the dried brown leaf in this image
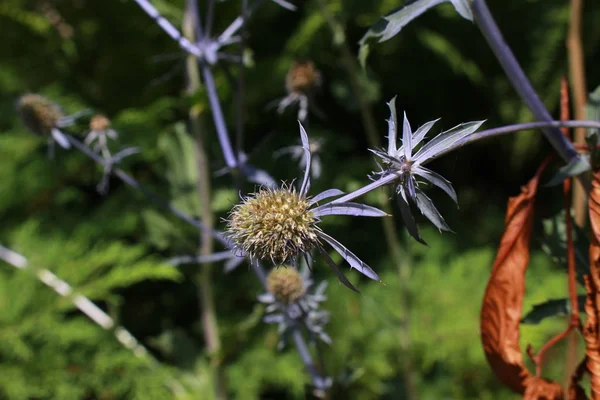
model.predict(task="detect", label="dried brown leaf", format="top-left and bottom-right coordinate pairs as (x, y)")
top-left (480, 170), bottom-right (562, 398)
top-left (590, 172), bottom-right (600, 244)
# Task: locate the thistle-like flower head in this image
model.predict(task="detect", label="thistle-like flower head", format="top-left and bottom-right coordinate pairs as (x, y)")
top-left (370, 96), bottom-right (485, 243)
top-left (285, 59), bottom-right (322, 95)
top-left (17, 94), bottom-right (64, 135)
top-left (227, 184), bottom-right (320, 264)
top-left (16, 93), bottom-right (88, 151)
top-left (267, 266), bottom-right (307, 304)
top-left (258, 264), bottom-right (331, 350)
top-left (226, 123), bottom-right (387, 291)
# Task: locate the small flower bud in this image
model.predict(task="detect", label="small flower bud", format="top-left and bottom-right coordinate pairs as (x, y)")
top-left (285, 60), bottom-right (321, 94)
top-left (17, 94), bottom-right (64, 135)
top-left (267, 266), bottom-right (306, 303)
top-left (89, 114), bottom-right (111, 131)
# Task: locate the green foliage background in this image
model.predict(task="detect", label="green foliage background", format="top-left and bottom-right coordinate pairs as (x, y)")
top-left (1, 0), bottom-right (599, 398)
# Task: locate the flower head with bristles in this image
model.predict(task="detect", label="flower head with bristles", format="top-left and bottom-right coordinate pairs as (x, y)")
top-left (267, 266), bottom-right (307, 304)
top-left (258, 264), bottom-right (331, 351)
top-left (227, 184), bottom-right (320, 264)
top-left (226, 122), bottom-right (388, 292)
top-left (17, 94), bottom-right (64, 136)
top-left (275, 59), bottom-right (324, 122)
top-left (16, 93), bottom-right (88, 152)
top-left (85, 114), bottom-right (118, 159)
top-left (370, 96), bottom-right (485, 243)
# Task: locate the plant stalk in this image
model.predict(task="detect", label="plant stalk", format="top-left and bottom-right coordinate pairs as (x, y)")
top-left (567, 0), bottom-right (588, 228)
top-left (471, 0), bottom-right (582, 166)
top-left (184, 3), bottom-right (228, 399)
top-left (316, 2), bottom-right (416, 397)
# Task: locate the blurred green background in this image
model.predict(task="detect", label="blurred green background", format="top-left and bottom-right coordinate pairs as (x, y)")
top-left (1, 0), bottom-right (599, 398)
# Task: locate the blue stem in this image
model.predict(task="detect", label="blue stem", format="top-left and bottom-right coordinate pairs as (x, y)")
top-left (202, 65), bottom-right (238, 168)
top-left (471, 0), bottom-right (582, 165)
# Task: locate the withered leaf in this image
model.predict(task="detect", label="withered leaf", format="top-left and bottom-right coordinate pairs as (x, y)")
top-left (480, 171), bottom-right (562, 398)
top-left (590, 172), bottom-right (600, 244)
top-left (585, 190), bottom-right (600, 400)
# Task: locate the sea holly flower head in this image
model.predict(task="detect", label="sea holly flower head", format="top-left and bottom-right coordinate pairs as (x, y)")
top-left (258, 265), bottom-right (331, 350)
top-left (266, 266), bottom-right (307, 304)
top-left (85, 114), bottom-right (118, 159)
top-left (226, 122), bottom-right (387, 291)
top-left (17, 93), bottom-right (73, 150)
top-left (370, 96), bottom-right (485, 243)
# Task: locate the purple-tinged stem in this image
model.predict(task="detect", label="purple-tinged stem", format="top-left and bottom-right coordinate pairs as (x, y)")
top-left (471, 0), bottom-right (581, 166)
top-left (133, 0), bottom-right (203, 58)
top-left (330, 172), bottom-right (400, 204)
top-left (235, 0), bottom-right (248, 158)
top-left (333, 120), bottom-right (600, 204)
top-left (291, 328), bottom-right (331, 392)
top-left (202, 65), bottom-right (238, 168)
top-left (65, 134), bottom-right (228, 247)
top-left (217, 0), bottom-right (266, 45)
top-left (184, 3), bottom-right (227, 399)
top-left (434, 120), bottom-right (600, 160)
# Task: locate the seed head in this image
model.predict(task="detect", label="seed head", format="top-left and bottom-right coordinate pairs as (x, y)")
top-left (17, 94), bottom-right (63, 135)
top-left (266, 266), bottom-right (306, 303)
top-left (89, 114), bottom-right (111, 131)
top-left (286, 60), bottom-right (321, 94)
top-left (225, 186), bottom-right (319, 263)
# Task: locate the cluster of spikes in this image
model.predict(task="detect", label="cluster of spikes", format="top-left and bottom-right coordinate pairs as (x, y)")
top-left (370, 97), bottom-right (485, 244)
top-left (259, 265), bottom-right (332, 352)
top-left (225, 123), bottom-right (388, 292)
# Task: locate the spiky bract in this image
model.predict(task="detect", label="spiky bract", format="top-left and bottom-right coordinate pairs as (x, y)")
top-left (225, 186), bottom-right (319, 263)
top-left (266, 266), bottom-right (306, 304)
top-left (17, 94), bottom-right (63, 135)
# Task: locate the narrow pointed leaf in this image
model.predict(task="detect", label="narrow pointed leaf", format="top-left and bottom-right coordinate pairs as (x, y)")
top-left (167, 251), bottom-right (234, 266)
top-left (51, 129), bottom-right (71, 149)
top-left (309, 188), bottom-right (345, 205)
top-left (312, 202), bottom-right (388, 218)
top-left (271, 0), bottom-right (297, 11)
top-left (318, 232), bottom-right (380, 281)
top-left (241, 163), bottom-right (277, 188)
top-left (403, 111), bottom-right (412, 159)
top-left (317, 246), bottom-right (360, 293)
top-left (298, 121), bottom-right (312, 197)
top-left (413, 120), bottom-right (485, 163)
top-left (411, 118), bottom-right (440, 150)
top-left (415, 189), bottom-right (452, 232)
top-left (387, 96), bottom-right (398, 156)
top-left (112, 147), bottom-right (141, 163)
top-left (397, 186), bottom-right (426, 245)
top-left (224, 256), bottom-right (245, 273)
top-left (380, 0), bottom-right (447, 42)
top-left (521, 296), bottom-right (586, 325)
top-left (450, 0), bottom-right (473, 20)
top-left (543, 156), bottom-right (591, 187)
top-left (413, 166), bottom-right (458, 203)
top-left (406, 176), bottom-right (417, 201)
